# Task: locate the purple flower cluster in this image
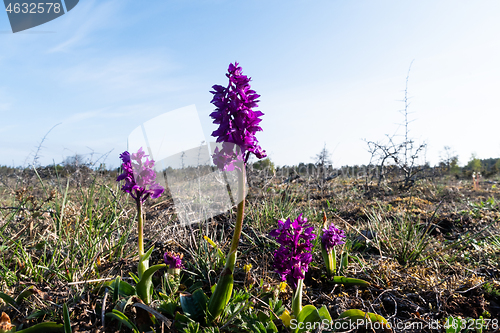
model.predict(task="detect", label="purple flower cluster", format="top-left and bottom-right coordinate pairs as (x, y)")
top-left (117, 148), bottom-right (164, 203)
top-left (269, 214), bottom-right (316, 290)
top-left (210, 62), bottom-right (266, 170)
top-left (321, 223), bottom-right (346, 253)
top-left (212, 143), bottom-right (245, 172)
top-left (164, 251), bottom-right (184, 269)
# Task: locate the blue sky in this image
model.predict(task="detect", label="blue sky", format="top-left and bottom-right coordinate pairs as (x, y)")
top-left (1, 0), bottom-right (499, 168)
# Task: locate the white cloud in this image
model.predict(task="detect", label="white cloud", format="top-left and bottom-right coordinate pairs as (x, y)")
top-left (56, 52), bottom-right (183, 103)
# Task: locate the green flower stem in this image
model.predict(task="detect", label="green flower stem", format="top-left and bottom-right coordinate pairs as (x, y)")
top-left (134, 199), bottom-right (163, 304)
top-left (207, 166), bottom-right (246, 320)
top-left (228, 167), bottom-right (246, 256)
top-left (292, 279), bottom-right (304, 316)
top-left (136, 200), bottom-right (148, 279)
top-left (167, 268), bottom-right (181, 276)
top-left (333, 247), bottom-right (337, 273)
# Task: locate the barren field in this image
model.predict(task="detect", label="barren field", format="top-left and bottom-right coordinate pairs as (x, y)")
top-left (1, 165), bottom-right (499, 332)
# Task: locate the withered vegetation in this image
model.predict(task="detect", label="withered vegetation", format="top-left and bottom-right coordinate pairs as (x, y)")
top-left (0, 163), bottom-right (499, 332)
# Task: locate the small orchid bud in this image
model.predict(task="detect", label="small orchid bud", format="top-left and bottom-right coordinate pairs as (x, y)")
top-left (321, 222), bottom-right (346, 276)
top-left (164, 251), bottom-right (184, 275)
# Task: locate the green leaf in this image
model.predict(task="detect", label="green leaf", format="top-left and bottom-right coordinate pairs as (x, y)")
top-left (207, 268), bottom-right (233, 321)
top-left (158, 292), bottom-right (170, 302)
top-left (338, 309), bottom-right (389, 330)
top-left (207, 251), bottom-right (236, 320)
top-left (137, 246), bottom-right (155, 279)
top-left (136, 264), bottom-right (166, 304)
top-left (115, 295), bottom-right (137, 314)
top-left (192, 289), bottom-right (208, 312)
top-left (63, 303), bottom-right (72, 333)
top-left (294, 305), bottom-right (321, 333)
top-left (118, 280), bottom-right (136, 296)
top-left (331, 276), bottom-right (370, 287)
top-left (188, 281), bottom-right (205, 293)
top-left (445, 316), bottom-right (466, 333)
top-left (142, 246), bottom-right (155, 263)
top-left (15, 322), bottom-right (64, 333)
top-left (15, 286), bottom-right (38, 305)
top-left (0, 292), bottom-right (18, 308)
top-left (129, 272), bottom-right (140, 284)
top-left (321, 246), bottom-right (335, 276)
top-left (112, 276), bottom-right (120, 302)
top-left (257, 311), bottom-right (270, 323)
top-left (174, 312), bottom-right (195, 331)
top-left (159, 299), bottom-right (178, 317)
top-left (25, 310), bottom-right (49, 320)
top-left (251, 322), bottom-right (268, 333)
top-left (179, 290), bottom-right (207, 321)
top-left (476, 316), bottom-right (483, 333)
top-left (268, 299), bottom-right (285, 320)
top-left (339, 309), bottom-right (388, 322)
top-left (255, 321), bottom-right (269, 332)
top-left (317, 305), bottom-right (332, 322)
top-left (182, 321), bottom-right (200, 333)
top-left (266, 320), bottom-right (278, 333)
top-left (105, 309), bottom-right (139, 333)
top-left (103, 279), bottom-right (136, 297)
top-left (339, 251), bottom-right (349, 275)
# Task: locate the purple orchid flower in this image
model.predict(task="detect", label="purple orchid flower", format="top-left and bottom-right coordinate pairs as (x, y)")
top-left (117, 147), bottom-right (164, 203)
top-left (210, 62), bottom-right (266, 170)
top-left (164, 251), bottom-right (184, 269)
top-left (269, 214), bottom-right (316, 290)
top-left (321, 223), bottom-right (346, 253)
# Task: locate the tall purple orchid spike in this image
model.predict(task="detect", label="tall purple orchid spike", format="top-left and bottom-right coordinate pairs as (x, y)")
top-left (116, 147), bottom-right (166, 304)
top-left (207, 63), bottom-right (266, 319)
top-left (209, 62), bottom-right (266, 170)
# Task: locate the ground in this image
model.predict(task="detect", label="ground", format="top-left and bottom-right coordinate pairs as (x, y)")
top-left (0, 166), bottom-right (499, 332)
